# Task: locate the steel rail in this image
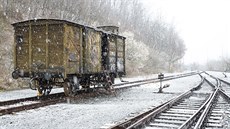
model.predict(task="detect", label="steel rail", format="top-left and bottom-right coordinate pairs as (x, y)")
top-left (113, 72), bottom-right (198, 87)
top-left (193, 74), bottom-right (230, 129)
top-left (117, 72), bottom-right (229, 129)
top-left (218, 89), bottom-right (230, 102)
top-left (203, 71), bottom-right (230, 100)
top-left (0, 97), bottom-right (65, 116)
top-left (218, 78), bottom-right (230, 85)
top-left (114, 72), bottom-right (198, 89)
top-left (107, 76), bottom-right (205, 129)
top-left (193, 77), bottom-right (220, 129)
top-left (0, 92), bottom-right (65, 106)
top-left (202, 72), bottom-right (230, 102)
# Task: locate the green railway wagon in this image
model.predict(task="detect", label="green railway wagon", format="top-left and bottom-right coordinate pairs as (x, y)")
top-left (12, 19), bottom-right (125, 96)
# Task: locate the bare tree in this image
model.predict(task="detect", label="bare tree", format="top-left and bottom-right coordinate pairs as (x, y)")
top-left (0, 0), bottom-right (186, 84)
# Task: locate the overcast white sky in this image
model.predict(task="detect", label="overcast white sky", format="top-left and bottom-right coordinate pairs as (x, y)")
top-left (141, 0), bottom-right (230, 65)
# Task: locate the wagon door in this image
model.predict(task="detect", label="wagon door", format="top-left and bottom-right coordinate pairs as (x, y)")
top-left (116, 37), bottom-right (125, 74)
top-left (108, 35), bottom-right (116, 73)
top-left (31, 24), bottom-right (64, 72)
top-left (15, 26), bottom-right (30, 71)
top-left (48, 24), bottom-right (64, 70)
top-left (31, 25), bottom-right (47, 71)
top-left (83, 28), bottom-right (102, 73)
top-left (64, 25), bottom-right (82, 74)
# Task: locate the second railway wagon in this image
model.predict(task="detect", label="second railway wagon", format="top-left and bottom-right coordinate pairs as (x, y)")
top-left (11, 19), bottom-right (126, 96)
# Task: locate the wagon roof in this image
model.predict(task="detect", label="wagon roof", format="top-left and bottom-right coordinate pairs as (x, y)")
top-left (12, 19), bottom-right (83, 27)
top-left (12, 19), bottom-right (126, 39)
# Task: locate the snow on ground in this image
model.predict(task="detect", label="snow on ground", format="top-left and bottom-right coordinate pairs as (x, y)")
top-left (0, 73), bottom-right (201, 129)
top-left (193, 82), bottom-right (214, 94)
top-left (206, 71), bottom-right (230, 82)
top-left (200, 72), bottom-right (218, 85)
top-left (157, 74), bottom-right (201, 93)
top-left (199, 71), bottom-right (230, 86)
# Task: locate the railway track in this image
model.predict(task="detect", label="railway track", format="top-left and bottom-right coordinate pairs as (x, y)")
top-left (102, 77), bottom-right (207, 129)
top-left (220, 80), bottom-right (230, 97)
top-left (200, 94), bottom-right (230, 129)
top-left (114, 72), bottom-right (198, 88)
top-left (196, 73), bottom-right (230, 128)
top-left (104, 73), bottom-right (230, 129)
top-left (0, 72), bottom-right (198, 116)
top-left (0, 93), bottom-right (65, 116)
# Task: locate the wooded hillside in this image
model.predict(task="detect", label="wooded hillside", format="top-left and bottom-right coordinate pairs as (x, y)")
top-left (0, 0), bottom-right (186, 89)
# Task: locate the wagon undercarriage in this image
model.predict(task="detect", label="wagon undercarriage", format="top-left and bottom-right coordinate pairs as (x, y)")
top-left (28, 72), bottom-right (115, 96)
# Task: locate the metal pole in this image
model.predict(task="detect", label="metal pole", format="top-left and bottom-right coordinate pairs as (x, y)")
top-left (158, 79), bottom-right (163, 93)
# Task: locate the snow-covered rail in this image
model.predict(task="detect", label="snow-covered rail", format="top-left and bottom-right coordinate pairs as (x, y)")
top-left (103, 77), bottom-right (208, 129)
top-left (193, 75), bottom-right (230, 129)
top-left (113, 72), bottom-right (198, 89)
top-left (203, 71), bottom-right (230, 100)
top-left (0, 93), bottom-right (65, 116)
top-left (104, 73), bottom-right (230, 129)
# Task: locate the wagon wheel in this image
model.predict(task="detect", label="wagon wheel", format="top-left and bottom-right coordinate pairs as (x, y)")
top-left (63, 81), bottom-right (74, 97)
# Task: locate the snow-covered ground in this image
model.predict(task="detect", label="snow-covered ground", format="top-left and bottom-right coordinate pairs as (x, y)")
top-left (0, 73), bottom-right (202, 129)
top-left (200, 71), bottom-right (230, 87)
top-left (206, 71), bottom-right (230, 82)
